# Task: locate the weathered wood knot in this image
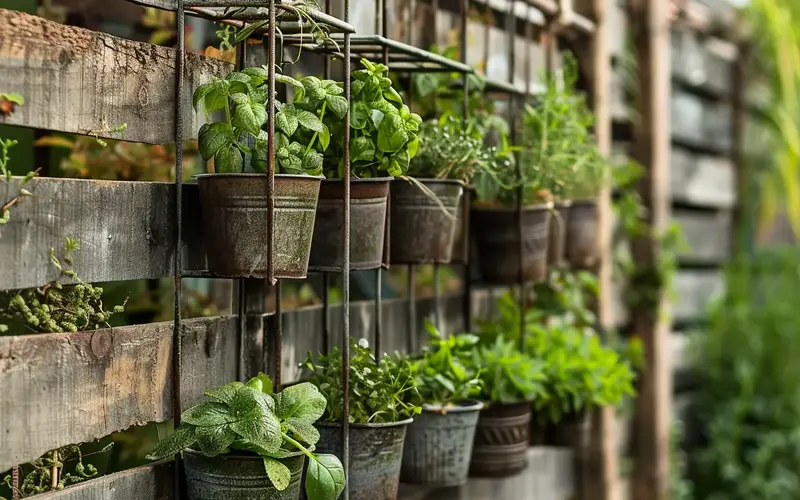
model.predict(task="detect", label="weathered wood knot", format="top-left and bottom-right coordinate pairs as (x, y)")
top-left (89, 330), bottom-right (112, 359)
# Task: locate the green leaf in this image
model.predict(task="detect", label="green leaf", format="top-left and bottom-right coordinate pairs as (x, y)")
top-left (195, 424), bottom-right (237, 456)
top-left (370, 109), bottom-right (385, 130)
top-left (247, 372), bottom-right (274, 395)
top-left (193, 81), bottom-right (220, 112)
top-left (146, 426), bottom-right (196, 460)
top-left (301, 76), bottom-right (326, 100)
top-left (277, 73), bottom-right (304, 91)
top-left (406, 136), bottom-right (419, 159)
top-left (241, 66), bottom-right (270, 86)
top-left (296, 110), bottom-right (324, 132)
top-left (234, 20), bottom-right (268, 44)
top-left (319, 124), bottom-right (331, 151)
top-left (1, 93), bottom-right (24, 105)
top-left (214, 143), bottom-right (243, 173)
top-left (230, 410), bottom-right (282, 452)
top-left (198, 122), bottom-right (234, 161)
top-left (285, 417), bottom-right (321, 445)
top-left (231, 93), bottom-right (267, 135)
top-left (226, 72), bottom-right (253, 95)
top-left (305, 454), bottom-right (345, 500)
top-left (323, 80), bottom-right (344, 96)
top-left (181, 402), bottom-right (232, 427)
top-left (413, 73), bottom-right (438, 97)
top-left (352, 79), bottom-right (365, 97)
top-left (252, 131), bottom-right (269, 173)
top-left (326, 95), bottom-right (348, 119)
top-left (351, 102), bottom-right (370, 130)
top-left (274, 382), bottom-right (326, 423)
top-left (384, 87), bottom-right (403, 105)
top-left (276, 109), bottom-right (298, 137)
top-left (377, 113), bottom-right (408, 153)
top-left (303, 150), bottom-right (324, 176)
top-left (278, 147), bottom-right (303, 173)
top-left (205, 382), bottom-right (244, 405)
top-left (351, 136), bottom-right (375, 163)
top-left (263, 457), bottom-right (292, 491)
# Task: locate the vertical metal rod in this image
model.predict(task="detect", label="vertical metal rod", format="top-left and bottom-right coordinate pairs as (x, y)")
top-left (266, 0), bottom-right (277, 286)
top-left (407, 0), bottom-right (415, 46)
top-left (460, 0), bottom-right (471, 333)
top-left (433, 263), bottom-right (441, 331)
top-left (173, 0), bottom-right (185, 498)
top-left (235, 40), bottom-right (247, 383)
top-left (274, 280), bottom-right (283, 389)
top-left (341, 0), bottom-right (352, 493)
top-left (322, 273), bottom-right (330, 354)
top-left (407, 265), bottom-right (416, 352)
top-left (324, 0), bottom-right (332, 78)
top-left (374, 269), bottom-right (382, 358)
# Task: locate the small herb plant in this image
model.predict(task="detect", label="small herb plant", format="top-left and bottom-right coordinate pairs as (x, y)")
top-left (193, 66), bottom-right (345, 175)
top-left (147, 373), bottom-right (345, 500)
top-left (464, 335), bottom-right (548, 405)
top-left (0, 238), bottom-right (127, 334)
top-left (324, 59), bottom-right (421, 179)
top-left (302, 338), bottom-right (421, 424)
top-left (408, 321), bottom-right (482, 408)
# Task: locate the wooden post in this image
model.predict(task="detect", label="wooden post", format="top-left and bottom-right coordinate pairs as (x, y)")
top-left (629, 0), bottom-right (672, 498)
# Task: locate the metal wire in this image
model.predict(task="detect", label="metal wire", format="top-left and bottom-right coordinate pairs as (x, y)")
top-left (460, 0), bottom-right (472, 333)
top-left (375, 269), bottom-right (382, 358)
top-left (341, 0), bottom-right (352, 492)
top-left (266, 0), bottom-right (277, 287)
top-left (322, 273), bottom-right (330, 354)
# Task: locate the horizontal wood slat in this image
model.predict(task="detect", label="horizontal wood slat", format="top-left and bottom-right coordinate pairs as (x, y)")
top-left (35, 463), bottom-right (173, 500)
top-left (0, 316), bottom-right (237, 471)
top-left (0, 9), bottom-right (230, 144)
top-left (0, 177), bottom-right (204, 291)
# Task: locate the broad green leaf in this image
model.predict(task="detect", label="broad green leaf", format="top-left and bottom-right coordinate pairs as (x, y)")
top-left (181, 402), bottom-right (232, 427)
top-left (226, 72), bottom-right (252, 95)
top-left (198, 122), bottom-right (234, 161)
top-left (413, 73), bottom-right (438, 97)
top-left (205, 382), bottom-right (244, 405)
top-left (384, 87), bottom-right (403, 105)
top-left (274, 382), bottom-right (326, 423)
top-left (230, 409), bottom-right (282, 452)
top-left (352, 79), bottom-right (366, 97)
top-left (288, 141), bottom-right (304, 156)
top-left (214, 143), bottom-right (243, 173)
top-left (278, 148), bottom-right (303, 173)
top-left (326, 95), bottom-right (348, 119)
top-left (276, 110), bottom-right (298, 137)
top-left (370, 109), bottom-right (385, 130)
top-left (276, 73), bottom-right (304, 91)
top-left (230, 385), bottom-right (271, 418)
top-left (318, 124), bottom-right (331, 151)
top-left (303, 150), bottom-right (324, 176)
top-left (323, 80), bottom-right (344, 96)
top-left (351, 102), bottom-right (370, 130)
top-left (231, 94), bottom-right (267, 136)
top-left (242, 66), bottom-right (270, 86)
top-left (0, 93), bottom-right (24, 105)
top-left (193, 80), bottom-right (221, 112)
top-left (406, 136), bottom-right (419, 159)
top-left (301, 76), bottom-right (326, 100)
top-left (234, 20), bottom-right (267, 44)
top-left (247, 372), bottom-right (275, 395)
top-left (377, 113), bottom-right (408, 153)
top-left (263, 457), bottom-right (292, 491)
top-left (146, 426), bottom-right (196, 460)
top-left (296, 111), bottom-right (324, 132)
top-left (285, 417), bottom-right (320, 445)
top-left (351, 136), bottom-right (375, 163)
top-left (305, 454), bottom-right (345, 500)
top-left (195, 424), bottom-right (236, 456)
top-left (252, 131), bottom-right (269, 173)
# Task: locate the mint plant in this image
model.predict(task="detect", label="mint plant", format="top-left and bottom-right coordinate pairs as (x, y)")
top-left (464, 336), bottom-right (548, 405)
top-left (302, 338), bottom-right (421, 424)
top-left (148, 374), bottom-right (345, 500)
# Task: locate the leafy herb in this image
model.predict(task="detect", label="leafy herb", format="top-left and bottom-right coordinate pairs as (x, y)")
top-left (302, 338), bottom-right (421, 424)
top-left (407, 321), bottom-right (482, 408)
top-left (464, 335), bottom-right (548, 405)
top-left (147, 374), bottom-right (345, 500)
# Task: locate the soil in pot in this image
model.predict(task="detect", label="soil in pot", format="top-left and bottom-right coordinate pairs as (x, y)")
top-left (197, 173), bottom-right (323, 279)
top-left (471, 204), bottom-right (552, 284)
top-left (400, 401), bottom-right (482, 486)
top-left (183, 450), bottom-right (304, 500)
top-left (308, 178), bottom-right (391, 272)
top-left (303, 419), bottom-right (412, 500)
top-left (469, 401), bottom-right (532, 478)
top-left (547, 201), bottom-right (572, 267)
top-left (565, 199), bottom-right (599, 269)
top-left (389, 179), bottom-right (464, 264)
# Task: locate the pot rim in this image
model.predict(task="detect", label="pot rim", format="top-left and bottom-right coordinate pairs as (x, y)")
top-left (471, 202), bottom-right (551, 213)
top-left (481, 399), bottom-right (534, 409)
top-left (421, 400), bottom-right (484, 413)
top-left (194, 173), bottom-right (326, 181)
top-left (395, 177), bottom-right (466, 187)
top-left (317, 417), bottom-right (414, 429)
top-left (183, 449), bottom-right (298, 462)
top-left (322, 176), bottom-right (394, 184)
top-left (569, 197), bottom-right (598, 206)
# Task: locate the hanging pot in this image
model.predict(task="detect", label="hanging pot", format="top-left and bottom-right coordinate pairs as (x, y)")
top-left (305, 419), bottom-right (412, 500)
top-left (471, 204), bottom-right (551, 284)
top-left (197, 173), bottom-right (323, 279)
top-left (449, 188), bottom-right (471, 265)
top-left (545, 411), bottom-right (592, 449)
top-left (184, 450), bottom-right (304, 500)
top-left (308, 178), bottom-right (391, 272)
top-left (469, 401), bottom-right (532, 478)
top-left (389, 179), bottom-right (464, 264)
top-left (565, 198), bottom-right (599, 269)
top-left (400, 401), bottom-right (483, 486)
top-left (547, 200), bottom-right (572, 267)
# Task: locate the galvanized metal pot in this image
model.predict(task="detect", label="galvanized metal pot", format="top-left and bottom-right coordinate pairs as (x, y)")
top-left (566, 198), bottom-right (599, 269)
top-left (547, 200), bottom-right (572, 267)
top-left (389, 179), bottom-right (464, 264)
top-left (305, 419), bottom-right (412, 500)
top-left (196, 173), bottom-right (323, 279)
top-left (449, 188), bottom-right (471, 265)
top-left (308, 178), bottom-right (390, 272)
top-left (469, 401), bottom-right (532, 478)
top-left (400, 401), bottom-right (483, 486)
top-left (471, 204), bottom-right (552, 284)
top-left (183, 450), bottom-right (304, 500)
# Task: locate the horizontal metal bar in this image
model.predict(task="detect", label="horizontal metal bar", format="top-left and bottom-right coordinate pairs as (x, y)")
top-left (185, 5), bottom-right (355, 32)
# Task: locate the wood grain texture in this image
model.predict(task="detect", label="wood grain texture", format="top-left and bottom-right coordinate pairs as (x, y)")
top-left (0, 316), bottom-right (237, 471)
top-left (0, 177), bottom-right (204, 291)
top-left (674, 209), bottom-right (732, 263)
top-left (0, 9), bottom-right (230, 144)
top-left (35, 463), bottom-right (173, 500)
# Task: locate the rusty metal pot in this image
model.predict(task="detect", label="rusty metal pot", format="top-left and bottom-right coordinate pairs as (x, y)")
top-left (469, 401), bottom-right (532, 478)
top-left (308, 178), bottom-right (391, 272)
top-left (547, 200), bottom-right (572, 267)
top-left (566, 198), bottom-right (599, 269)
top-left (196, 173), bottom-right (322, 279)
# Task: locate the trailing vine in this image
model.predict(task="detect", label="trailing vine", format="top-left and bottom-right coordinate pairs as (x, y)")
top-left (0, 96), bottom-right (38, 226)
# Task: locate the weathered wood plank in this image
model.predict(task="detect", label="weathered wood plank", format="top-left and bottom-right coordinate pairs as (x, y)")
top-left (35, 463), bottom-right (173, 500)
top-left (671, 148), bottom-right (736, 208)
top-left (0, 177), bottom-right (204, 291)
top-left (674, 209), bottom-right (732, 263)
top-left (0, 9), bottom-right (230, 144)
top-left (0, 316), bottom-right (237, 471)
top-left (674, 270), bottom-right (723, 322)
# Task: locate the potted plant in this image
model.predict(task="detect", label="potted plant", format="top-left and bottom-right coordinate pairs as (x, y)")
top-left (463, 335), bottom-right (548, 478)
top-left (192, 67), bottom-right (327, 279)
top-left (147, 374), bottom-right (345, 500)
top-left (301, 338), bottom-right (421, 500)
top-left (400, 322), bottom-right (483, 486)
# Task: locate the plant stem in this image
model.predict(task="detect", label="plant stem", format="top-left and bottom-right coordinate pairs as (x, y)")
top-left (50, 451), bottom-right (58, 490)
top-left (304, 102), bottom-right (327, 157)
top-left (281, 433), bottom-right (316, 461)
